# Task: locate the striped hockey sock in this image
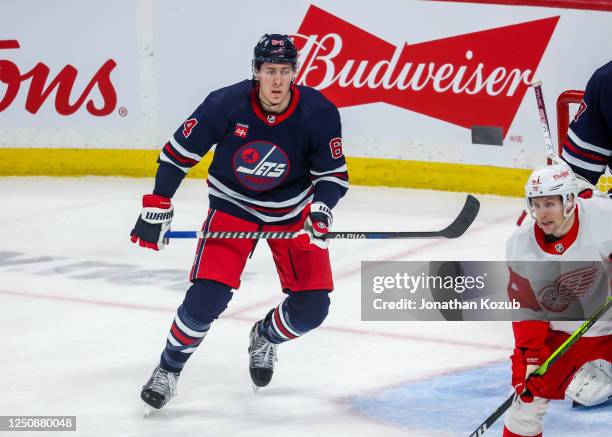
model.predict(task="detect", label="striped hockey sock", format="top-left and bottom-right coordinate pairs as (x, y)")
top-left (160, 304), bottom-right (210, 373)
top-left (260, 300), bottom-right (306, 344)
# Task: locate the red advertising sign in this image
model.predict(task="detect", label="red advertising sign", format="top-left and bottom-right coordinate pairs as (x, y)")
top-left (293, 5), bottom-right (559, 136)
top-left (0, 39), bottom-right (117, 116)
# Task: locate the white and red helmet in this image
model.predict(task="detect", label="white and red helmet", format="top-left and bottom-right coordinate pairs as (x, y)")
top-left (525, 161), bottom-right (579, 218)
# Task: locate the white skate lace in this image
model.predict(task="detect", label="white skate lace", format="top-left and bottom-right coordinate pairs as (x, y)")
top-left (251, 336), bottom-right (278, 369)
top-left (149, 368), bottom-right (178, 398)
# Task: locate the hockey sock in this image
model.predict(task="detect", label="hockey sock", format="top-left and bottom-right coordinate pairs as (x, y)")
top-left (503, 426), bottom-right (542, 437)
top-left (259, 290), bottom-right (330, 344)
top-left (160, 279), bottom-right (233, 373)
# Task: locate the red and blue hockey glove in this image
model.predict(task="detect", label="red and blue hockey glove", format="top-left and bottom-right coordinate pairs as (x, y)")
top-left (296, 202), bottom-right (332, 250)
top-left (511, 346), bottom-right (550, 402)
top-left (130, 194), bottom-right (173, 251)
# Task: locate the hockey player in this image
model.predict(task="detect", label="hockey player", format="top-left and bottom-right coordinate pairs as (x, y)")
top-left (130, 34), bottom-right (348, 413)
top-left (503, 162), bottom-right (612, 437)
top-left (561, 60), bottom-right (612, 192)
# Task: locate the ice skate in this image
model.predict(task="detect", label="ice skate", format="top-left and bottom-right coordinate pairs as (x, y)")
top-left (141, 366), bottom-right (179, 417)
top-left (248, 321), bottom-right (278, 392)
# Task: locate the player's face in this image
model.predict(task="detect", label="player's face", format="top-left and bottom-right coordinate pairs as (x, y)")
top-left (530, 195), bottom-right (567, 235)
top-left (256, 63), bottom-right (294, 111)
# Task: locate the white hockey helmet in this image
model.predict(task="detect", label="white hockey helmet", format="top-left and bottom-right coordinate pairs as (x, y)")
top-left (525, 161), bottom-right (579, 218)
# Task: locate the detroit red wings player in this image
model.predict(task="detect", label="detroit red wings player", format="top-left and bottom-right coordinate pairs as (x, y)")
top-left (503, 162), bottom-right (612, 437)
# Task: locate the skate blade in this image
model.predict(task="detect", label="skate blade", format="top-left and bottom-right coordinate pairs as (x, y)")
top-left (143, 403), bottom-right (160, 418)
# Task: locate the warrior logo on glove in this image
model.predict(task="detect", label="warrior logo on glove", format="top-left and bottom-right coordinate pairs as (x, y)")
top-left (130, 194), bottom-right (174, 251)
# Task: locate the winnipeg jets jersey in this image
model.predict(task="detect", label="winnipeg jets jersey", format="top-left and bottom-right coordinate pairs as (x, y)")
top-left (157, 79), bottom-right (349, 223)
top-left (563, 60), bottom-right (612, 184)
top-left (506, 198), bottom-right (612, 337)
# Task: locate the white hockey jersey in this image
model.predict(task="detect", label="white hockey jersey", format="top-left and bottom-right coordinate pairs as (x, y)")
top-left (506, 198), bottom-right (612, 337)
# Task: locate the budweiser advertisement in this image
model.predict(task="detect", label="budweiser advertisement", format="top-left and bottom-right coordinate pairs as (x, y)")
top-left (0, 0), bottom-right (140, 135)
top-left (3, 0), bottom-right (612, 165)
top-left (293, 5), bottom-right (557, 137)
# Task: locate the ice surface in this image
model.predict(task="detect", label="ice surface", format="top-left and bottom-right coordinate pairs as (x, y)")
top-left (0, 177), bottom-right (608, 436)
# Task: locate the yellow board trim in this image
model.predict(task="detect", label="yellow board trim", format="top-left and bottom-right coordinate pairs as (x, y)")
top-left (0, 147), bottom-right (535, 196)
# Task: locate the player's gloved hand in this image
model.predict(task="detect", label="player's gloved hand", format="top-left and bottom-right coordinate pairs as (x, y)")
top-left (296, 202), bottom-right (332, 250)
top-left (130, 194), bottom-right (173, 251)
top-left (525, 373), bottom-right (564, 401)
top-left (511, 346), bottom-right (550, 402)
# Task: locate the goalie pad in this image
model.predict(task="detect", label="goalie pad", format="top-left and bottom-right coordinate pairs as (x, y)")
top-left (565, 359), bottom-right (612, 407)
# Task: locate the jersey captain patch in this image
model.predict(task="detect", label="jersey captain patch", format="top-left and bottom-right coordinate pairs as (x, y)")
top-left (232, 141), bottom-right (290, 191)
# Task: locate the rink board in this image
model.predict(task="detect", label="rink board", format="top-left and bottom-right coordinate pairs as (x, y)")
top-left (1, 1), bottom-right (612, 195)
top-left (0, 148), bottom-right (531, 196)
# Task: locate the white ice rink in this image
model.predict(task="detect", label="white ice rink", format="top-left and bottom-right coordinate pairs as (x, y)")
top-left (1, 177), bottom-right (610, 437)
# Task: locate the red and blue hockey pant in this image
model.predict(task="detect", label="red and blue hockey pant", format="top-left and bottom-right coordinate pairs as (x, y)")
top-left (159, 208), bottom-right (333, 374)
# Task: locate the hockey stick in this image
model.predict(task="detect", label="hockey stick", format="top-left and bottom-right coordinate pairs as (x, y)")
top-left (165, 194), bottom-right (479, 240)
top-left (467, 295), bottom-right (612, 437)
top-left (531, 79), bottom-right (605, 197)
top-left (516, 80), bottom-right (569, 226)
top-left (531, 80), bottom-right (562, 164)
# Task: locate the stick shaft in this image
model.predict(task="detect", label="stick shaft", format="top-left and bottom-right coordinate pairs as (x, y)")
top-left (531, 80), bottom-right (557, 159)
top-left (166, 230), bottom-right (446, 240)
top-left (467, 296), bottom-right (612, 436)
top-left (165, 195), bottom-right (479, 240)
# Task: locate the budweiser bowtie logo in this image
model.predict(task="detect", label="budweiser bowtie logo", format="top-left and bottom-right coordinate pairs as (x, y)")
top-left (293, 5), bottom-right (559, 135)
top-left (0, 39), bottom-right (117, 116)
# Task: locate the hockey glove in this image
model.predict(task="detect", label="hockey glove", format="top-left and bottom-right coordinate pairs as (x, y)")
top-left (296, 202), bottom-right (332, 250)
top-left (511, 346), bottom-right (550, 402)
top-left (130, 194), bottom-right (173, 251)
top-left (525, 373), bottom-right (565, 401)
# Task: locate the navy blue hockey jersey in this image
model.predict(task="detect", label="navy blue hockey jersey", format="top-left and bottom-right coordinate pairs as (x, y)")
top-left (158, 80), bottom-right (348, 223)
top-left (563, 60), bottom-right (612, 184)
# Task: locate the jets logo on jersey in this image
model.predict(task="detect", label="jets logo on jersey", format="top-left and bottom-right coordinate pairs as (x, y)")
top-left (538, 262), bottom-right (601, 312)
top-left (234, 122), bottom-right (249, 138)
top-left (233, 141), bottom-right (290, 191)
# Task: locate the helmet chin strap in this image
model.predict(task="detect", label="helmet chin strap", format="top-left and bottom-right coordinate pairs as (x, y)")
top-left (253, 65), bottom-right (297, 114)
top-left (258, 93), bottom-right (280, 108)
top-left (257, 85), bottom-right (293, 113)
top-left (555, 209), bottom-right (575, 236)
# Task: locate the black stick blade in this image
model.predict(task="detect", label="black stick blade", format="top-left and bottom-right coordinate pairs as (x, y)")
top-left (439, 194), bottom-right (480, 239)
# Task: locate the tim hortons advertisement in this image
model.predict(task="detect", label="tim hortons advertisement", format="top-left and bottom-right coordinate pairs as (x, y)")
top-left (153, 1), bottom-right (612, 168)
top-left (0, 39), bottom-right (117, 117)
top-left (0, 0), bottom-right (140, 132)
